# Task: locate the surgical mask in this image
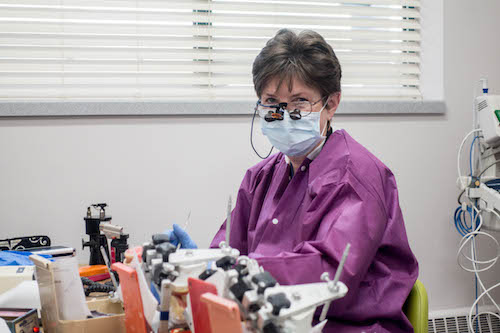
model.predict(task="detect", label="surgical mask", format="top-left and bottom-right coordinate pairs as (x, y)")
top-left (261, 103), bottom-right (328, 157)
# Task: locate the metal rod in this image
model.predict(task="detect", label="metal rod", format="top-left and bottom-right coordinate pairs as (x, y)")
top-left (226, 196), bottom-right (232, 247)
top-left (320, 243), bottom-right (351, 322)
top-left (333, 243), bottom-right (351, 287)
top-left (319, 300), bottom-right (331, 322)
top-left (176, 211), bottom-right (191, 250)
top-left (100, 246), bottom-right (118, 291)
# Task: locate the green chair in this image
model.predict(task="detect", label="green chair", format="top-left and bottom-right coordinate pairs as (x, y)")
top-left (403, 279), bottom-right (429, 333)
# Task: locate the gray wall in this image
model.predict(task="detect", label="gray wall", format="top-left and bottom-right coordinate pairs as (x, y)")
top-left (1, 0), bottom-right (500, 312)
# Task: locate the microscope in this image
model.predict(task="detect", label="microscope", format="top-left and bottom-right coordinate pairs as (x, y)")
top-left (81, 203), bottom-right (111, 266)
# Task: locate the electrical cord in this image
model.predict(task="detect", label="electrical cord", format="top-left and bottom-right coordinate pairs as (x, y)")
top-left (484, 179), bottom-right (500, 193)
top-left (81, 276), bottom-right (115, 296)
top-left (457, 210), bottom-right (499, 273)
top-left (477, 159), bottom-right (500, 178)
top-left (456, 136), bottom-right (482, 206)
top-left (454, 205), bottom-right (473, 237)
top-left (457, 189), bottom-right (466, 205)
top-left (250, 106), bottom-right (273, 159)
top-left (469, 284), bottom-right (500, 333)
top-left (456, 207), bottom-right (500, 331)
top-left (457, 129), bottom-right (483, 186)
top-left (470, 136), bottom-right (479, 176)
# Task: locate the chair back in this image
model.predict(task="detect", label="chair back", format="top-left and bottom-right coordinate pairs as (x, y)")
top-left (403, 279), bottom-right (429, 333)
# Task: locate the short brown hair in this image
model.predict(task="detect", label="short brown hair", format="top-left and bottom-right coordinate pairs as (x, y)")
top-left (252, 29), bottom-right (342, 100)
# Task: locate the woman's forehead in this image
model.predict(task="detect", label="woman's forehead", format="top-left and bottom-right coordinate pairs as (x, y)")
top-left (262, 76), bottom-right (319, 97)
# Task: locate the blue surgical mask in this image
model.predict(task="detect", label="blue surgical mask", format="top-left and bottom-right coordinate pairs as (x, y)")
top-left (261, 103), bottom-right (328, 157)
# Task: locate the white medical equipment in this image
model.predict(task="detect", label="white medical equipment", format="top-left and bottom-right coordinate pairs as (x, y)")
top-left (477, 79), bottom-right (500, 147)
top-left (458, 79), bottom-right (500, 231)
top-left (112, 197), bottom-right (349, 332)
top-left (139, 238), bottom-right (348, 333)
top-left (456, 78), bottom-right (500, 332)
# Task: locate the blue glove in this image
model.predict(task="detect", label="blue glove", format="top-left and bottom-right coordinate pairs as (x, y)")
top-left (164, 224), bottom-right (197, 249)
top-left (0, 251), bottom-right (51, 266)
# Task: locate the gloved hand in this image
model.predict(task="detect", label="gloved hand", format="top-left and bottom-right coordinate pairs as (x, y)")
top-left (164, 224), bottom-right (197, 249)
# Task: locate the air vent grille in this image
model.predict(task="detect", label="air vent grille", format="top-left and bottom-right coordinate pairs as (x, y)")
top-left (428, 313), bottom-right (500, 333)
top-left (478, 99), bottom-right (489, 112)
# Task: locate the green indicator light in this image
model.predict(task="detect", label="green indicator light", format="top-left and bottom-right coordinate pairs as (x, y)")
top-left (495, 110), bottom-right (500, 123)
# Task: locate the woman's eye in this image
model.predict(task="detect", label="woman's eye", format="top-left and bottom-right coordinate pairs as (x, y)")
top-left (292, 98), bottom-right (308, 104)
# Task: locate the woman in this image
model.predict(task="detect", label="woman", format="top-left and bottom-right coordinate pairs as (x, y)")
top-left (172, 29), bottom-right (418, 332)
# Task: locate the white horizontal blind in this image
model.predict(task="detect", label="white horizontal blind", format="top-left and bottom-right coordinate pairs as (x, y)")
top-left (0, 0), bottom-right (421, 102)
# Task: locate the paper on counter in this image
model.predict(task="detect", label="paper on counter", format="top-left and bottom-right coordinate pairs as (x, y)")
top-left (0, 317), bottom-right (10, 333)
top-left (52, 256), bottom-right (91, 320)
top-left (0, 280), bottom-right (41, 310)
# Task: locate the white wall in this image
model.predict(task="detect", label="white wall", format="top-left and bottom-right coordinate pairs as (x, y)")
top-left (1, 0), bottom-right (500, 312)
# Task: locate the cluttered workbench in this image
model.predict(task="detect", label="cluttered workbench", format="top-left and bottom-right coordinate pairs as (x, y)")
top-left (0, 203), bottom-right (350, 333)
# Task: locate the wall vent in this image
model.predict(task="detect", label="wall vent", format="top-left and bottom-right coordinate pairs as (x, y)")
top-left (477, 99), bottom-right (488, 112)
top-left (428, 307), bottom-right (500, 333)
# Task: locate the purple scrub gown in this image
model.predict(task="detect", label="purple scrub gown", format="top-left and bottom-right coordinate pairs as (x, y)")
top-left (210, 129), bottom-right (418, 333)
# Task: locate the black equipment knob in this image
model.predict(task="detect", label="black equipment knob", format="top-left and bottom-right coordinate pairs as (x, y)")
top-left (252, 271), bottom-right (277, 294)
top-left (267, 293), bottom-right (291, 316)
top-left (215, 256), bottom-right (236, 271)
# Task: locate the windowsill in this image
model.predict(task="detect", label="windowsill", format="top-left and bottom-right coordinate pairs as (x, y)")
top-left (0, 100), bottom-right (446, 117)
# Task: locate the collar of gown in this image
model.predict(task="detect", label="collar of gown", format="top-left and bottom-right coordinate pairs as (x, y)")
top-left (284, 138), bottom-right (326, 165)
top-left (281, 125), bottom-right (347, 184)
top-left (284, 124), bottom-right (333, 165)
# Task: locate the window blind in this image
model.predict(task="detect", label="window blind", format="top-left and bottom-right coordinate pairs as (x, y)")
top-left (0, 0), bottom-right (421, 102)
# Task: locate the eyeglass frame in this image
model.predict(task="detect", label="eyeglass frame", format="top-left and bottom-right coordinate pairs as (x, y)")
top-left (255, 96), bottom-right (328, 122)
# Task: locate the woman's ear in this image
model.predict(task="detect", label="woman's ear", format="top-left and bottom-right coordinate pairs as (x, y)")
top-left (325, 92), bottom-right (341, 119)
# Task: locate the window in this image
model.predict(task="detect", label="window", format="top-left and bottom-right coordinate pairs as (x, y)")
top-left (0, 0), bottom-right (444, 115)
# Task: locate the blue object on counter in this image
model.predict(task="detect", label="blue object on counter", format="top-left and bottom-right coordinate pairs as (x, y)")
top-left (0, 250), bottom-right (52, 266)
